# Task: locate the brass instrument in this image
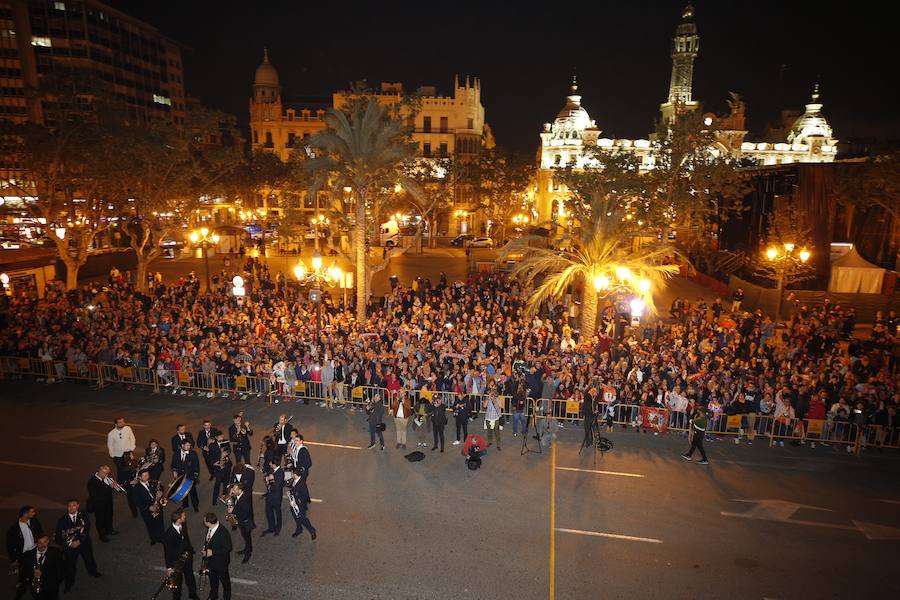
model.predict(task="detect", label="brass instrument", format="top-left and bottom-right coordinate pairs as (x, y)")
top-left (31, 562), bottom-right (42, 596)
top-left (152, 550), bottom-right (191, 599)
top-left (61, 523), bottom-right (85, 547)
top-left (103, 475), bottom-right (127, 495)
top-left (238, 410), bottom-right (252, 436)
top-left (198, 540), bottom-right (210, 592)
top-left (213, 446), bottom-right (231, 470)
top-left (287, 485), bottom-right (301, 518)
top-left (271, 415), bottom-right (294, 438)
top-left (148, 480), bottom-right (167, 517)
top-left (218, 493), bottom-right (237, 526)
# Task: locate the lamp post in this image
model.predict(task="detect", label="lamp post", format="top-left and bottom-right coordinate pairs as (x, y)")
top-left (189, 227), bottom-right (220, 292)
top-left (591, 266), bottom-right (653, 334)
top-left (294, 249), bottom-right (343, 339)
top-left (766, 243), bottom-right (810, 328)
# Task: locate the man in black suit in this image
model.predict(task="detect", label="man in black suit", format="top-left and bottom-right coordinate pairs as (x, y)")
top-left (261, 458), bottom-right (284, 536)
top-left (202, 513), bottom-right (232, 600)
top-left (172, 439), bottom-right (201, 512)
top-left (209, 435), bottom-right (232, 506)
top-left (6, 506), bottom-right (43, 600)
top-left (271, 414), bottom-right (295, 462)
top-left (293, 434), bottom-right (312, 479)
top-left (227, 483), bottom-right (254, 564)
top-left (196, 420), bottom-right (219, 481)
top-left (288, 471), bottom-right (317, 540)
top-left (18, 534), bottom-right (64, 600)
top-left (53, 499), bottom-right (101, 593)
top-left (132, 470), bottom-right (165, 545)
top-left (170, 424), bottom-right (196, 455)
top-left (229, 461), bottom-right (255, 516)
top-left (85, 465), bottom-right (118, 542)
top-left (227, 414), bottom-right (253, 465)
top-left (162, 510), bottom-right (200, 600)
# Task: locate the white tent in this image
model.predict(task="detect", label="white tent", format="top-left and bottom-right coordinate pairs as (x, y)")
top-left (828, 245), bottom-right (885, 293)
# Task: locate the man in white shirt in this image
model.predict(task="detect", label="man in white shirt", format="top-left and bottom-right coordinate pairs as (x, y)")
top-left (107, 417), bottom-right (136, 479)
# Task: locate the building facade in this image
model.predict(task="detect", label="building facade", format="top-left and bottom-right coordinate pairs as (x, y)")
top-left (248, 50), bottom-right (490, 234)
top-left (535, 3), bottom-right (839, 222)
top-left (1, 0), bottom-right (186, 192)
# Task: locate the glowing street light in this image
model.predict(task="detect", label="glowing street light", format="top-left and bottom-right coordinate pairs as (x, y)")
top-left (189, 228), bottom-right (220, 292)
top-left (294, 249), bottom-right (343, 338)
top-left (766, 243), bottom-right (811, 327)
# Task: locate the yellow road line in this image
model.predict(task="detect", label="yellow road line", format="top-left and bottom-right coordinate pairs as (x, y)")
top-left (550, 441), bottom-right (556, 600)
top-left (304, 441), bottom-right (363, 450)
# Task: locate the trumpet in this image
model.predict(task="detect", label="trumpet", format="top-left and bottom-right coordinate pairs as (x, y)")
top-left (103, 475), bottom-right (127, 495)
top-left (197, 541), bottom-right (210, 592)
top-left (152, 551), bottom-right (190, 599)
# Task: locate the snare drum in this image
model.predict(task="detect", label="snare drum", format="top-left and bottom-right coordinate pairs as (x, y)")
top-left (167, 473), bottom-right (195, 503)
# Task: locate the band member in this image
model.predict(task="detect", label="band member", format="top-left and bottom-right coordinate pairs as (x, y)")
top-left (53, 499), bottom-right (101, 593)
top-left (132, 471), bottom-right (165, 545)
top-left (209, 434), bottom-right (233, 506)
top-left (229, 461), bottom-right (255, 514)
top-left (259, 436), bottom-right (276, 474)
top-left (116, 450), bottom-right (140, 519)
top-left (6, 506), bottom-right (43, 600)
top-left (145, 439), bottom-right (166, 482)
top-left (85, 465), bottom-right (120, 542)
top-left (163, 510), bottom-right (200, 600)
top-left (106, 417), bottom-right (136, 480)
top-left (172, 440), bottom-right (201, 512)
top-left (170, 424), bottom-right (196, 455)
top-left (202, 514), bottom-right (232, 600)
top-left (261, 458), bottom-right (284, 537)
top-left (288, 471), bottom-right (317, 540)
top-left (196, 420), bottom-right (219, 481)
top-left (18, 534), bottom-right (63, 600)
top-left (228, 414), bottom-right (253, 465)
top-left (272, 414), bottom-right (295, 461)
top-left (227, 484), bottom-right (254, 563)
top-left (294, 434), bottom-right (312, 480)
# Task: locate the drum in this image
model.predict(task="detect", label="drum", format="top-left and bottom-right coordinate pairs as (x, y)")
top-left (167, 473), bottom-right (194, 503)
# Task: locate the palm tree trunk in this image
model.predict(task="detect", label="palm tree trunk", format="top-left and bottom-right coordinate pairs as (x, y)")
top-left (355, 187), bottom-right (367, 324)
top-left (579, 288), bottom-right (598, 341)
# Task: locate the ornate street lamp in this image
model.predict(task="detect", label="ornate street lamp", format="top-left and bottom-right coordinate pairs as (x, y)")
top-left (294, 249), bottom-right (343, 338)
top-left (766, 243), bottom-right (811, 327)
top-left (189, 227), bottom-right (220, 292)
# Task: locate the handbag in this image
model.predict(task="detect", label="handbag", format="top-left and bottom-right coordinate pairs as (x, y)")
top-left (375, 422), bottom-right (386, 432)
top-left (498, 415), bottom-right (506, 427)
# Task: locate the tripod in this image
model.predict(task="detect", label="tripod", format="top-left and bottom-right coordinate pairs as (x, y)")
top-left (520, 398), bottom-right (543, 456)
top-left (579, 412), bottom-right (613, 466)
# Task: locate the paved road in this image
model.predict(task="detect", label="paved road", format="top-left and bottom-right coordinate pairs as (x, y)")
top-left (1, 381), bottom-right (898, 600)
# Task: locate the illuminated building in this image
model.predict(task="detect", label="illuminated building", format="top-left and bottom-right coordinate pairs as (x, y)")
top-left (535, 3), bottom-right (838, 221)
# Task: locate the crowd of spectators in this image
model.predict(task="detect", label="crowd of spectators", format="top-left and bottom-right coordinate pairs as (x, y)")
top-left (1, 256), bottom-right (898, 451)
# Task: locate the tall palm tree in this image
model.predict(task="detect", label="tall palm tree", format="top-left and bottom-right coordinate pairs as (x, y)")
top-left (301, 98), bottom-right (416, 323)
top-left (506, 185), bottom-right (680, 340)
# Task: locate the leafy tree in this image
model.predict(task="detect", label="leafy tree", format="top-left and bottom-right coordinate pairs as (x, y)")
top-left (394, 157), bottom-right (455, 250)
top-left (114, 108), bottom-right (243, 291)
top-left (468, 148), bottom-right (534, 244)
top-left (833, 153), bottom-right (900, 264)
top-left (750, 202), bottom-right (816, 287)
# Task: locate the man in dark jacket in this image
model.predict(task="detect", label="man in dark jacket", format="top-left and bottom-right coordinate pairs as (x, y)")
top-left (18, 534), bottom-right (64, 600)
top-left (202, 513), bottom-right (232, 600)
top-left (261, 459), bottom-right (285, 537)
top-left (162, 510), bottom-right (199, 600)
top-left (54, 499), bottom-right (101, 592)
top-left (430, 396), bottom-right (448, 452)
top-left (228, 484), bottom-right (254, 564)
top-left (85, 465), bottom-right (117, 542)
top-left (288, 471), bottom-right (317, 541)
top-left (366, 395), bottom-right (385, 450)
top-left (7, 505), bottom-right (43, 600)
top-left (171, 440), bottom-right (201, 512)
top-left (132, 470), bottom-right (164, 545)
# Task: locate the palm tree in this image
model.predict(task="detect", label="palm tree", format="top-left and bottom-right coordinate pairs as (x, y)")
top-left (506, 179), bottom-right (680, 340)
top-left (301, 98), bottom-right (416, 323)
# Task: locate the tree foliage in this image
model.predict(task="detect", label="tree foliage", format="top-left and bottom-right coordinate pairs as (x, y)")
top-left (468, 148), bottom-right (534, 243)
top-left (750, 202), bottom-right (816, 287)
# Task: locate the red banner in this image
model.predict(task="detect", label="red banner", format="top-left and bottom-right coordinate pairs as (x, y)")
top-left (639, 407), bottom-right (668, 433)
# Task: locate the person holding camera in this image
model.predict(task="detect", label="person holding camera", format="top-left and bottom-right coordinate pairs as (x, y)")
top-left (483, 390), bottom-right (503, 451)
top-left (366, 395), bottom-right (385, 451)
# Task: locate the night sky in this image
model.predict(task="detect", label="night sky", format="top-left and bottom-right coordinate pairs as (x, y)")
top-left (110, 0), bottom-right (896, 154)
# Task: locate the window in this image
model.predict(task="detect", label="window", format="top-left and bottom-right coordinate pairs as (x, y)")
top-left (423, 116), bottom-right (431, 133)
top-left (152, 94), bottom-right (171, 106)
top-left (31, 36), bottom-right (52, 47)
top-left (439, 142), bottom-right (448, 157)
top-left (265, 132), bottom-right (273, 147)
top-left (423, 142), bottom-right (432, 157)
top-left (287, 132), bottom-right (295, 148)
top-left (253, 131), bottom-right (259, 144)
top-left (468, 117), bottom-right (474, 130)
top-left (53, 2), bottom-right (66, 10)
top-left (440, 116), bottom-right (448, 133)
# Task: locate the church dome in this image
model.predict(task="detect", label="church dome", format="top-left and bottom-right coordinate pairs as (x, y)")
top-left (552, 78), bottom-right (594, 137)
top-left (254, 47), bottom-right (279, 87)
top-left (788, 84), bottom-right (833, 144)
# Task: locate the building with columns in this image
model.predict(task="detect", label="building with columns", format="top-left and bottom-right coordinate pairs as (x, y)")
top-left (535, 3), bottom-right (839, 222)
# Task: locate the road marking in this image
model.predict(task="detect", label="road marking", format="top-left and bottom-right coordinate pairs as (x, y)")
top-left (251, 492), bottom-right (323, 503)
top-left (555, 466), bottom-right (645, 478)
top-left (20, 436), bottom-right (101, 448)
top-left (556, 528), bottom-right (663, 544)
top-left (152, 566), bottom-right (258, 585)
top-left (0, 460), bottom-right (72, 472)
top-left (85, 419), bottom-right (147, 428)
top-left (721, 499), bottom-right (900, 541)
top-left (304, 441), bottom-right (363, 450)
top-left (550, 438), bottom-right (556, 600)
top-left (874, 499), bottom-right (900, 505)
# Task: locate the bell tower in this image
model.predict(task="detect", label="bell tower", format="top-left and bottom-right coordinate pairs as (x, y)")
top-left (660, 4), bottom-right (700, 124)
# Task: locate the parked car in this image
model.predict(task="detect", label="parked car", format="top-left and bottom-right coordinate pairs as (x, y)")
top-left (465, 237), bottom-right (494, 248)
top-left (450, 234), bottom-right (475, 247)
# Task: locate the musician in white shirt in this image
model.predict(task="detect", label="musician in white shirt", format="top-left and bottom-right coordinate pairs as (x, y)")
top-left (107, 417), bottom-right (136, 479)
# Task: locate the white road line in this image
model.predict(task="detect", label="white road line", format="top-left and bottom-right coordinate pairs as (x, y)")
top-left (152, 566), bottom-right (258, 585)
top-left (556, 527), bottom-right (663, 544)
top-left (251, 492), bottom-right (323, 503)
top-left (0, 460), bottom-right (72, 472)
top-left (20, 436), bottom-right (101, 448)
top-left (304, 441), bottom-right (363, 450)
top-left (555, 466), bottom-right (645, 478)
top-left (874, 499), bottom-right (900, 505)
top-left (85, 419), bottom-right (147, 427)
